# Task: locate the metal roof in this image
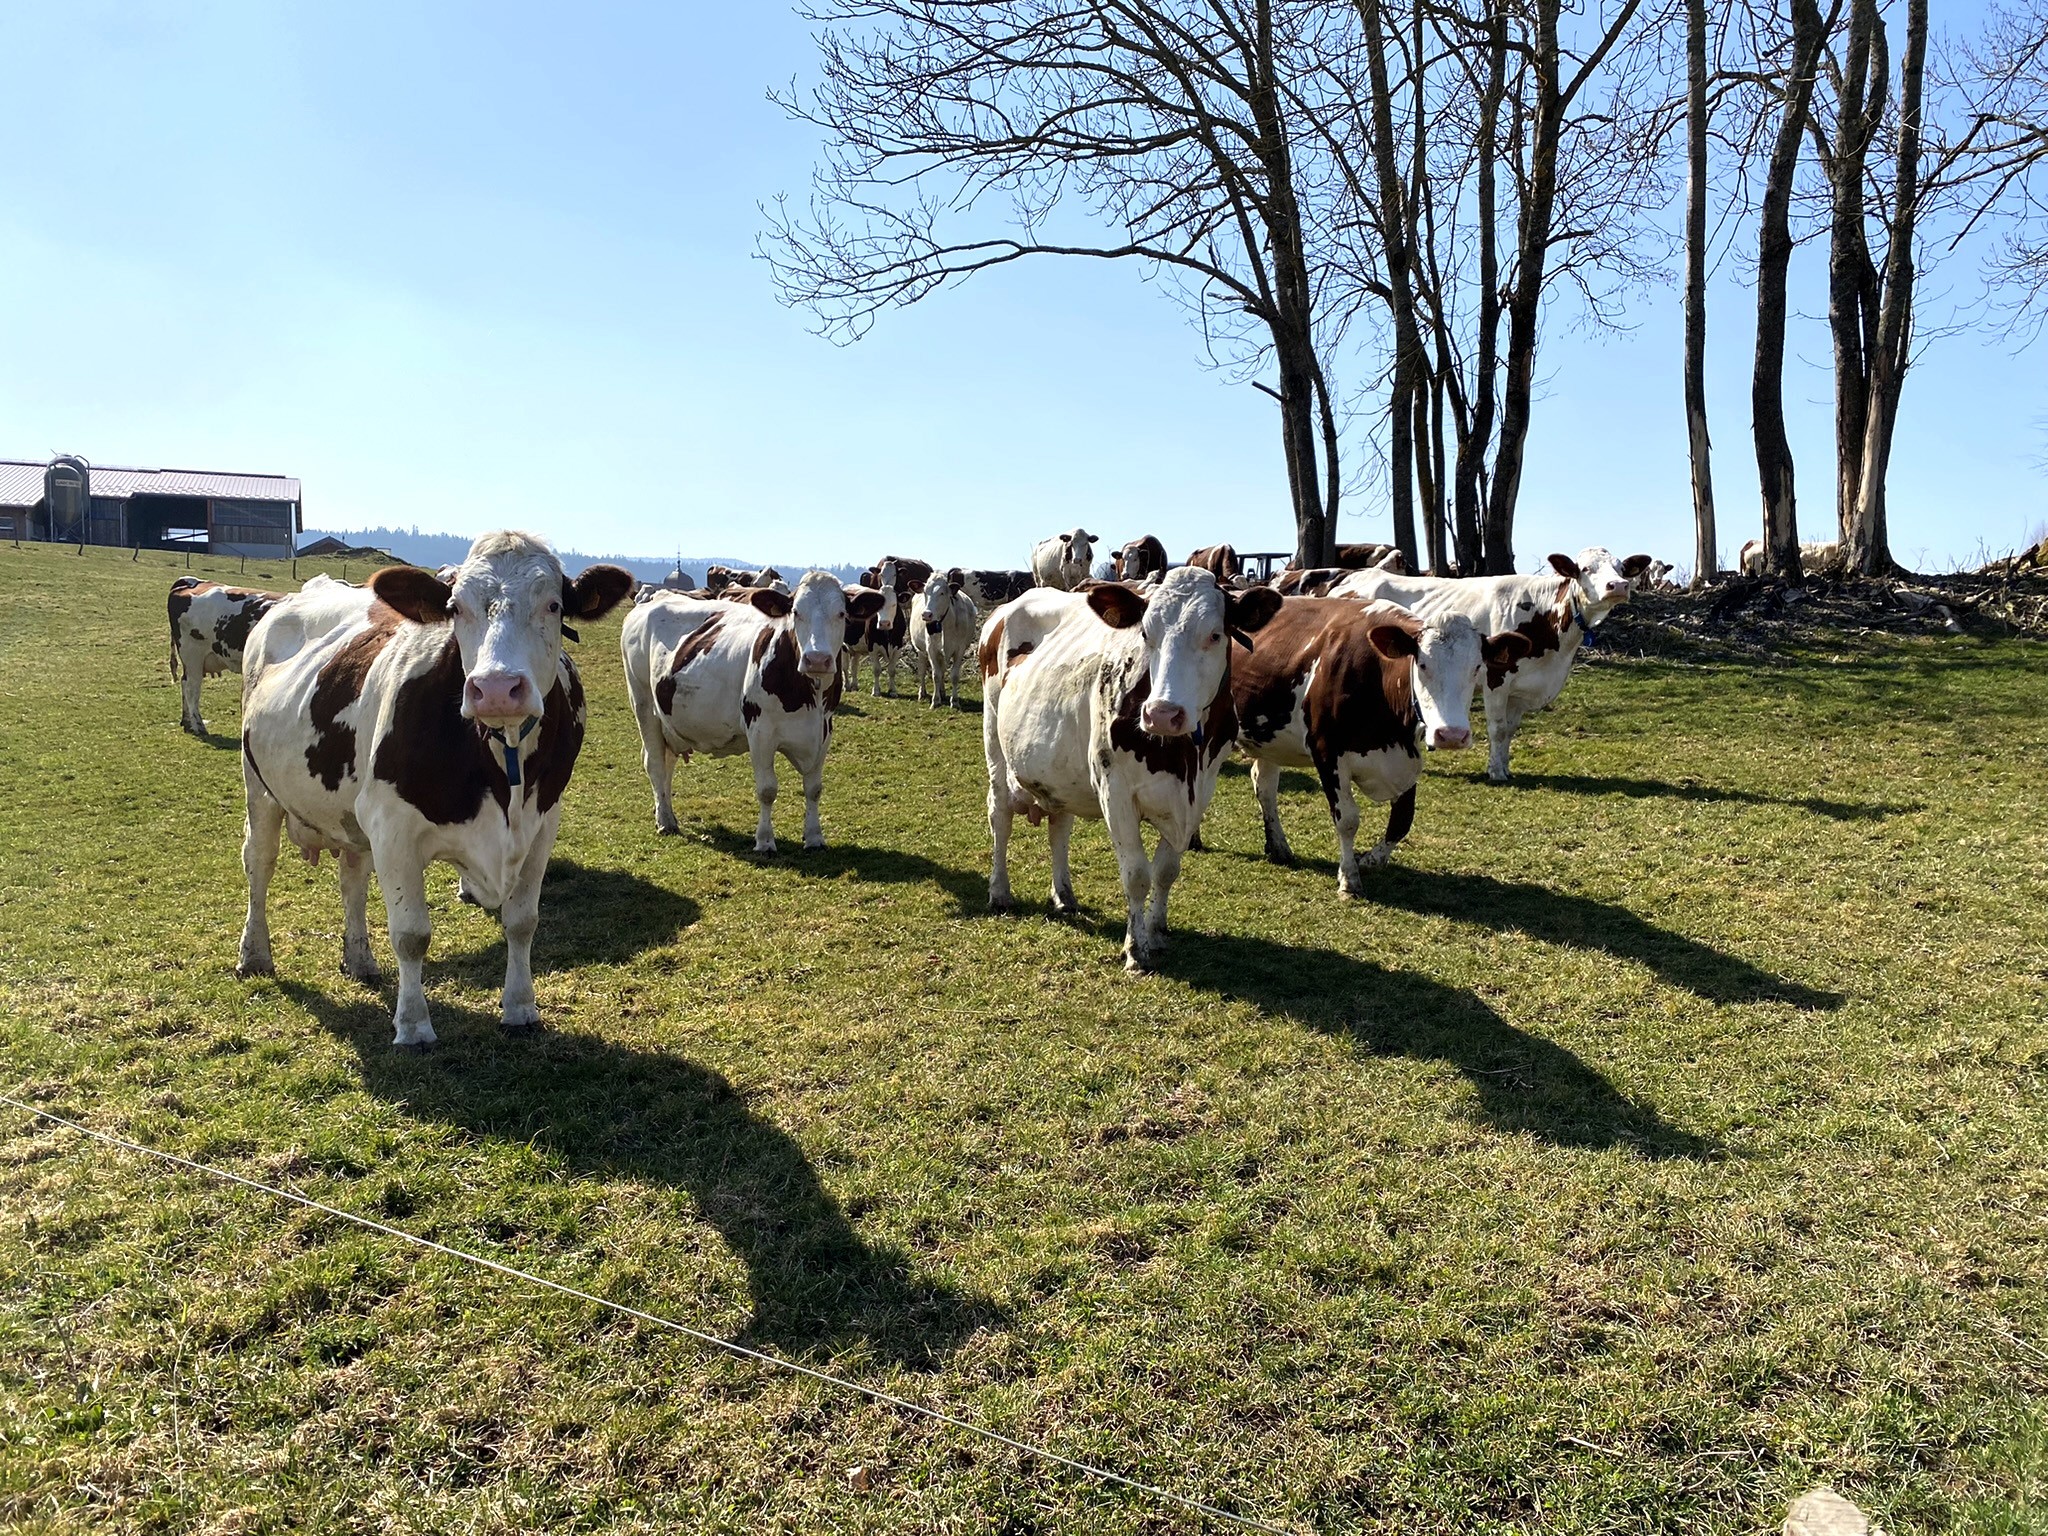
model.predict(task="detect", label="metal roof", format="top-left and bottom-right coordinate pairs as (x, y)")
top-left (0, 458), bottom-right (300, 507)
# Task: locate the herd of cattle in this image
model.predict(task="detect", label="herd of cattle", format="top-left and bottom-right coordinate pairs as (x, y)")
top-left (165, 527), bottom-right (1653, 1045)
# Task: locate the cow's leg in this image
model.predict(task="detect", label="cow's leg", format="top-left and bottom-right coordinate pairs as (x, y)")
top-left (634, 705), bottom-right (681, 835)
top-left (338, 849), bottom-right (380, 983)
top-left (1484, 689), bottom-right (1523, 783)
top-left (1318, 759), bottom-right (1366, 899)
top-left (1047, 811), bottom-right (1078, 914)
top-left (1144, 825), bottom-right (1186, 950)
top-left (497, 825), bottom-right (555, 1033)
top-left (180, 654), bottom-right (206, 735)
top-left (235, 785), bottom-right (285, 977)
top-left (748, 728), bottom-right (781, 853)
top-left (795, 743), bottom-right (827, 850)
top-left (1361, 783), bottom-right (1417, 870)
top-left (379, 853), bottom-right (437, 1049)
top-left (949, 648), bottom-right (966, 710)
top-left (985, 701), bottom-right (1016, 913)
top-left (1252, 756), bottom-right (1293, 864)
top-left (881, 648), bottom-right (896, 698)
top-left (1102, 797), bottom-right (1157, 972)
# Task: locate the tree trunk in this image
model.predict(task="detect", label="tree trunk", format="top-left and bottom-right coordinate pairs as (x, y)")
top-left (1359, 0), bottom-right (1421, 569)
top-left (1753, 0), bottom-right (1831, 583)
top-left (1452, 11), bottom-right (1507, 575)
top-left (1826, 0), bottom-right (1883, 545)
top-left (1487, 0), bottom-right (1564, 575)
top-left (1683, 0), bottom-right (1717, 585)
top-left (1850, 0), bottom-right (1925, 575)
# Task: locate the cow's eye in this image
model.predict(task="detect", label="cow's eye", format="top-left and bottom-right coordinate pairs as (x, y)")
top-left (1209, 630), bottom-right (1223, 645)
top-left (547, 599), bottom-right (561, 615)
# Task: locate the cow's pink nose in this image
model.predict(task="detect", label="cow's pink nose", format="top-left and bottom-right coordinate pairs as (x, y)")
top-left (1605, 580), bottom-right (1629, 595)
top-left (1430, 725), bottom-right (1472, 750)
top-left (1141, 700), bottom-right (1190, 736)
top-left (465, 672), bottom-right (531, 718)
top-left (801, 649), bottom-right (836, 674)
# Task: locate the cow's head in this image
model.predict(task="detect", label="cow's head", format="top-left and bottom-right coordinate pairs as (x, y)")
top-left (1060, 528), bottom-right (1099, 569)
top-left (1547, 548), bottom-right (1653, 622)
top-left (918, 570), bottom-right (967, 635)
top-left (370, 534), bottom-right (634, 729)
top-left (749, 571), bottom-right (885, 681)
top-left (1365, 608), bottom-right (1533, 751)
top-left (1088, 567), bottom-right (1281, 738)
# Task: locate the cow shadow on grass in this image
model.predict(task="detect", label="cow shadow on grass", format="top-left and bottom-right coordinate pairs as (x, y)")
top-left (1152, 932), bottom-right (1712, 1159)
top-left (1479, 771), bottom-right (1917, 822)
top-left (694, 828), bottom-right (988, 916)
top-left (283, 983), bottom-right (1000, 1368)
top-left (1366, 866), bottom-right (1843, 1010)
top-left (427, 859), bottom-right (700, 976)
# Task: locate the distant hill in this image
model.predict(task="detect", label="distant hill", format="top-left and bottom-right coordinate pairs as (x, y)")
top-left (301, 526), bottom-right (864, 587)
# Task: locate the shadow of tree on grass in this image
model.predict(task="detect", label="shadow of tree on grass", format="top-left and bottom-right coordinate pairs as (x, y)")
top-left (1481, 770), bottom-right (1916, 822)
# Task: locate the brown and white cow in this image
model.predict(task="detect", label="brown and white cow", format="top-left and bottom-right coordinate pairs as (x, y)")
top-left (621, 571), bottom-right (886, 850)
top-left (169, 577), bottom-right (284, 734)
top-left (1028, 529), bottom-right (1100, 591)
top-left (1334, 547), bottom-right (1650, 782)
top-left (843, 558), bottom-right (908, 695)
top-left (1112, 535), bottom-right (1169, 583)
top-left (1232, 598), bottom-right (1530, 896)
top-left (980, 567), bottom-right (1280, 971)
top-left (237, 533), bottom-right (634, 1048)
top-left (1187, 543), bottom-right (1241, 582)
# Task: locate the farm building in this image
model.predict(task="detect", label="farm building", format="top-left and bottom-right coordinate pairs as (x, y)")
top-left (0, 454), bottom-right (302, 557)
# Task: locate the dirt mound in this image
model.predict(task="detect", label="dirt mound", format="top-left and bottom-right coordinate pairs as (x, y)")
top-left (1591, 569), bottom-right (2048, 663)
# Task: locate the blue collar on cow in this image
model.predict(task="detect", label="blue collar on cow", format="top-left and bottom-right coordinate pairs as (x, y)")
top-left (485, 715), bottom-right (540, 787)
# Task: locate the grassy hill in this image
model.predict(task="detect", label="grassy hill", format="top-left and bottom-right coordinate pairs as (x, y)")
top-left (2, 540), bottom-right (2044, 1533)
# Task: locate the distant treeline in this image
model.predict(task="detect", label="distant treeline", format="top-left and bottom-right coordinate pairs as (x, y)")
top-left (302, 527), bottom-right (865, 587)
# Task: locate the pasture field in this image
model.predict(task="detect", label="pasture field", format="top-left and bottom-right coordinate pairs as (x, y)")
top-left (3, 539), bottom-right (2047, 1535)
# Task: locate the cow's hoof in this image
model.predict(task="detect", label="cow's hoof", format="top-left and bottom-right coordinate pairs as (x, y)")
top-left (1122, 953), bottom-right (1155, 975)
top-left (803, 836), bottom-right (826, 851)
top-left (988, 895), bottom-right (1015, 915)
top-left (1264, 847), bottom-right (1295, 867)
top-left (1187, 834), bottom-right (1206, 853)
top-left (1050, 895), bottom-right (1079, 918)
top-left (235, 951), bottom-right (274, 979)
top-left (1487, 769), bottom-right (1511, 784)
top-left (393, 1039), bottom-right (435, 1055)
top-left (342, 961), bottom-right (382, 985)
top-left (655, 819), bottom-right (681, 836)
top-left (753, 840), bottom-right (777, 855)
top-left (1337, 882), bottom-right (1364, 901)
top-left (501, 1014), bottom-right (541, 1036)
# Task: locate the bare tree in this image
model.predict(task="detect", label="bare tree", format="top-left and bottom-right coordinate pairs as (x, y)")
top-left (763, 1), bottom-right (1363, 566)
top-left (1951, 2), bottom-right (2048, 318)
top-left (1683, 0), bottom-right (1717, 582)
top-left (1751, 0), bottom-right (1837, 583)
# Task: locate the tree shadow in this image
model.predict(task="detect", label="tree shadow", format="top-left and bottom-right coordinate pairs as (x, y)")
top-left (1368, 866), bottom-right (1843, 1010)
top-left (1482, 771), bottom-right (1917, 822)
top-left (431, 860), bottom-right (700, 976)
top-left (281, 982), bottom-right (1001, 1368)
top-left (693, 828), bottom-right (988, 915)
top-left (1154, 932), bottom-right (1713, 1159)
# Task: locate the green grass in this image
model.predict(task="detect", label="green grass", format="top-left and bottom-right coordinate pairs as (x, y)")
top-left (2, 539), bottom-right (2045, 1534)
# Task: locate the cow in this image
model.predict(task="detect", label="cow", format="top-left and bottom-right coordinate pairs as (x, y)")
top-left (1333, 547), bottom-right (1651, 782)
top-left (1112, 535), bottom-right (1170, 583)
top-left (979, 567), bottom-right (1281, 972)
top-left (908, 570), bottom-right (979, 708)
top-left (1187, 543), bottom-right (1242, 582)
top-left (1738, 540), bottom-right (1842, 577)
top-left (1269, 567), bottom-right (1347, 598)
top-left (620, 571), bottom-right (886, 851)
top-left (236, 533), bottom-right (634, 1049)
top-left (878, 556), bottom-right (936, 595)
top-left (169, 577), bottom-right (285, 735)
top-left (1029, 529), bottom-right (1100, 591)
top-left (1332, 542), bottom-right (1407, 570)
top-left (843, 558), bottom-right (908, 695)
top-left (951, 567), bottom-right (1035, 612)
top-left (1231, 598), bottom-right (1531, 896)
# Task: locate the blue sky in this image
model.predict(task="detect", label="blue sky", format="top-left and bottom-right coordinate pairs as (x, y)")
top-left (2, 1), bottom-right (2040, 571)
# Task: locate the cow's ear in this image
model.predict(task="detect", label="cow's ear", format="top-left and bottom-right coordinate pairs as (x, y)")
top-left (1368, 622), bottom-right (1421, 660)
top-left (1619, 553), bottom-right (1653, 579)
top-left (565, 564), bottom-right (635, 621)
top-left (747, 587), bottom-right (794, 619)
top-left (1547, 553), bottom-right (1583, 581)
top-left (844, 586), bottom-right (886, 622)
top-left (1483, 631), bottom-right (1534, 667)
top-left (371, 565), bottom-right (453, 623)
top-left (1086, 582), bottom-right (1148, 629)
top-left (1225, 585), bottom-right (1282, 645)
top-left (1058, 532), bottom-right (1074, 546)
top-left (947, 573), bottom-right (964, 595)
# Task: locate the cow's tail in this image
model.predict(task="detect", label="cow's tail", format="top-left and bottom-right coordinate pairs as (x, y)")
top-left (167, 614), bottom-right (181, 681)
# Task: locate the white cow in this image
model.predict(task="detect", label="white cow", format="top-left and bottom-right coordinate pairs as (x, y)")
top-left (980, 567), bottom-right (1281, 971)
top-left (1333, 547), bottom-right (1650, 782)
top-left (621, 571), bottom-right (885, 850)
top-left (908, 570), bottom-right (979, 708)
top-left (1028, 528), bottom-right (1100, 591)
top-left (237, 534), bottom-right (634, 1048)
top-left (1738, 539), bottom-right (1843, 577)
